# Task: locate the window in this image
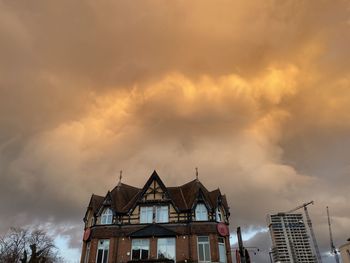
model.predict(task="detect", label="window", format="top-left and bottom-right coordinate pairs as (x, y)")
top-left (132, 239), bottom-right (150, 260)
top-left (96, 239), bottom-right (109, 263)
top-left (101, 209), bottom-right (113, 225)
top-left (84, 242), bottom-right (90, 263)
top-left (216, 207), bottom-right (223, 222)
top-left (197, 236), bottom-right (211, 262)
top-left (140, 206), bottom-right (169, 223)
top-left (195, 204), bottom-right (208, 221)
top-left (218, 237), bottom-right (227, 263)
top-left (156, 206), bottom-right (169, 223)
top-left (140, 207), bottom-right (153, 223)
top-left (157, 238), bottom-right (175, 260)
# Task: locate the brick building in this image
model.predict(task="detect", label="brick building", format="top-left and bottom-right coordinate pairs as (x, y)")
top-left (80, 171), bottom-right (232, 263)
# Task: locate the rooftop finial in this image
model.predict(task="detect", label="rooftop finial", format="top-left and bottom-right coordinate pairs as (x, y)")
top-left (118, 170), bottom-right (122, 185)
top-left (195, 167), bottom-right (199, 180)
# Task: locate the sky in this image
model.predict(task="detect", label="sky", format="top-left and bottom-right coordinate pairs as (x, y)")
top-left (0, 0), bottom-right (350, 262)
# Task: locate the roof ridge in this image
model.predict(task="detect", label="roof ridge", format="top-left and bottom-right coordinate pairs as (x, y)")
top-left (110, 182), bottom-right (141, 193)
top-left (120, 183), bottom-right (141, 190)
top-left (179, 187), bottom-right (188, 209)
top-left (121, 190), bottom-right (141, 212)
top-left (91, 193), bottom-right (104, 198)
top-left (180, 178), bottom-right (197, 187)
top-left (197, 180), bottom-right (210, 193)
top-left (209, 188), bottom-right (221, 194)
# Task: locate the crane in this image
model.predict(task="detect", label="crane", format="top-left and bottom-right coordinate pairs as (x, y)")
top-left (327, 206), bottom-right (340, 263)
top-left (285, 201), bottom-right (314, 213)
top-left (285, 201), bottom-right (323, 263)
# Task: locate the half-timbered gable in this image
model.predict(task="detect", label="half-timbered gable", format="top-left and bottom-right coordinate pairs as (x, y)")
top-left (81, 171), bottom-right (232, 263)
top-left (84, 171), bottom-right (230, 228)
top-left (139, 171), bottom-right (170, 202)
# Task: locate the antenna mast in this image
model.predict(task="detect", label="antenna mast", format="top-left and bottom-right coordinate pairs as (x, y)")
top-left (118, 170), bottom-right (122, 186)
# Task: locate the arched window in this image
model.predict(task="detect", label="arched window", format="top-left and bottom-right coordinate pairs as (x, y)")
top-left (195, 203), bottom-right (208, 221)
top-left (101, 208), bottom-right (113, 224)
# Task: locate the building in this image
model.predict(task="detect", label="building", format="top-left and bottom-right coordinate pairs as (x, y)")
top-left (80, 171), bottom-right (232, 263)
top-left (267, 213), bottom-right (316, 263)
top-left (339, 238), bottom-right (350, 263)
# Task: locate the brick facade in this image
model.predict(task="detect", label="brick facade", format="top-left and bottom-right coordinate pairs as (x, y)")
top-left (81, 233), bottom-right (232, 263)
top-left (80, 172), bottom-right (232, 263)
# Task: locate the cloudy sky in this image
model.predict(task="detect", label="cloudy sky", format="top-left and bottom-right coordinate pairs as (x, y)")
top-left (1, 0), bottom-right (350, 262)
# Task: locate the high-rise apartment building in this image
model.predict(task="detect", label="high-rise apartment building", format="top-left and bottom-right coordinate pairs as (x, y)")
top-left (267, 213), bottom-right (316, 263)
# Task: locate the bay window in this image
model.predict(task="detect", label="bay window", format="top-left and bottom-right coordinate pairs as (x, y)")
top-left (132, 239), bottom-right (150, 260)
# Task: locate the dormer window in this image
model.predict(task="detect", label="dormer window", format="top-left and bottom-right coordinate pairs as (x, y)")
top-left (195, 203), bottom-right (208, 221)
top-left (101, 208), bottom-right (113, 224)
top-left (216, 207), bottom-right (223, 222)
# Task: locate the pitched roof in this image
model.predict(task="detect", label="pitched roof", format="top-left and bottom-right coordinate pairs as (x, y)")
top-left (110, 183), bottom-right (141, 213)
top-left (208, 189), bottom-right (221, 207)
top-left (89, 194), bottom-right (104, 214)
top-left (87, 171), bottom-right (229, 215)
top-left (164, 178), bottom-right (229, 212)
top-left (84, 194), bottom-right (104, 220)
top-left (167, 187), bottom-right (188, 210)
top-left (181, 179), bottom-right (213, 209)
top-left (221, 194), bottom-right (229, 212)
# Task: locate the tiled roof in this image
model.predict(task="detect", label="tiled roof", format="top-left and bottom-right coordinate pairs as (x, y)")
top-left (167, 187), bottom-right (188, 210)
top-left (208, 189), bottom-right (221, 207)
top-left (87, 171), bottom-right (229, 214)
top-left (110, 183), bottom-right (141, 213)
top-left (89, 194), bottom-right (104, 214)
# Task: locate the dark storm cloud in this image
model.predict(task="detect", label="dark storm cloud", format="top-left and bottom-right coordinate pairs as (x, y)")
top-left (0, 0), bottom-right (350, 261)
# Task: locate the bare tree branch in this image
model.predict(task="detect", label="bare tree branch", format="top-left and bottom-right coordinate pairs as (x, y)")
top-left (0, 227), bottom-right (62, 263)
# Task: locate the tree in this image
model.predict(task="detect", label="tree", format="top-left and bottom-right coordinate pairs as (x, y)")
top-left (0, 227), bottom-right (63, 263)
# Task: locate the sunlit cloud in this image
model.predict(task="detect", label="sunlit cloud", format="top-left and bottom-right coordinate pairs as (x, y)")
top-left (0, 0), bottom-right (350, 262)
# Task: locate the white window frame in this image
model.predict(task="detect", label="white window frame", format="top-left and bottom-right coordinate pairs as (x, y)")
top-left (218, 237), bottom-right (227, 263)
top-left (101, 208), bottom-right (113, 225)
top-left (197, 236), bottom-right (211, 262)
top-left (131, 239), bottom-right (150, 260)
top-left (140, 206), bottom-right (153, 223)
top-left (157, 238), bottom-right (176, 261)
top-left (156, 206), bottom-right (169, 223)
top-left (140, 205), bottom-right (169, 223)
top-left (195, 203), bottom-right (208, 221)
top-left (216, 207), bottom-right (223, 222)
top-left (96, 239), bottom-right (109, 263)
top-left (84, 242), bottom-right (90, 263)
